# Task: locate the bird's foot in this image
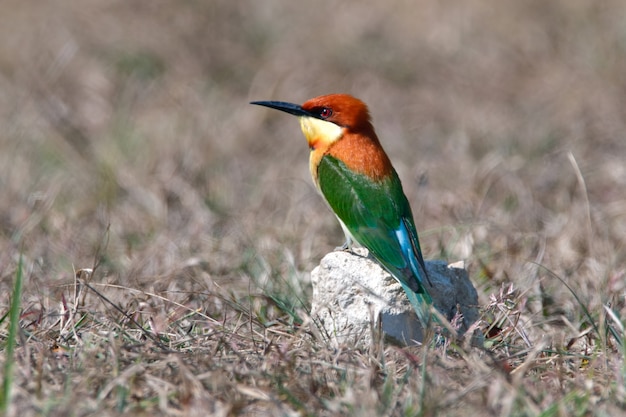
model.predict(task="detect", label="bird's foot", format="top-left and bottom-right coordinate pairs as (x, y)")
top-left (334, 241), bottom-right (352, 252)
top-left (334, 242), bottom-right (369, 259)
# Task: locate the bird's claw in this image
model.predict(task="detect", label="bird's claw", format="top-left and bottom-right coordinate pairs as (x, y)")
top-left (334, 241), bottom-right (352, 252)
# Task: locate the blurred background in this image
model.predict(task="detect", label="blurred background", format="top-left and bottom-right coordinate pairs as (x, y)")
top-left (1, 0), bottom-right (625, 319)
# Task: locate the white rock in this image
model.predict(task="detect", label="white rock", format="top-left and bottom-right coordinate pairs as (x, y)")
top-left (310, 248), bottom-right (480, 348)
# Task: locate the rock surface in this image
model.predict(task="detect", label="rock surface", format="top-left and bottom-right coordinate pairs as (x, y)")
top-left (310, 248), bottom-right (480, 348)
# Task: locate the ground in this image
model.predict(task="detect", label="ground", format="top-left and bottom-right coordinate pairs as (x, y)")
top-left (0, 0), bottom-right (625, 416)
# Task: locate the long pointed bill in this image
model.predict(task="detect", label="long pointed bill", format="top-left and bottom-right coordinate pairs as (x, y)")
top-left (250, 100), bottom-right (317, 118)
top-left (252, 99), bottom-right (343, 151)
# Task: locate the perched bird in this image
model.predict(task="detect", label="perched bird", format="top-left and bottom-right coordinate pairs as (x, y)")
top-left (251, 94), bottom-right (433, 327)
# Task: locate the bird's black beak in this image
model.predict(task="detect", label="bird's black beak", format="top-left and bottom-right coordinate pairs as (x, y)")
top-left (250, 100), bottom-right (317, 118)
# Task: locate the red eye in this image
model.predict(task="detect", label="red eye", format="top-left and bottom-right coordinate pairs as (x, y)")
top-left (320, 107), bottom-right (332, 119)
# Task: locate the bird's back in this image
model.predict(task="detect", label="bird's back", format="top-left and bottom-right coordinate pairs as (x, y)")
top-left (316, 153), bottom-right (431, 297)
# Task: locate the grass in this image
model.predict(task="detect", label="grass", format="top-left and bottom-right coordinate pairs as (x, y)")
top-left (0, 0), bottom-right (625, 415)
top-left (0, 255), bottom-right (22, 413)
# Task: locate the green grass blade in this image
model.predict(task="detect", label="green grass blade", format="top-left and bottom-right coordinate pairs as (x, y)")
top-left (0, 255), bottom-right (23, 412)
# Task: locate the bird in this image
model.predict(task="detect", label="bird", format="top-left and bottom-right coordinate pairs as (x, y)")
top-left (251, 94), bottom-right (433, 328)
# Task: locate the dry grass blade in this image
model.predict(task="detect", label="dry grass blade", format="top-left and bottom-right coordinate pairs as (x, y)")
top-left (567, 151), bottom-right (594, 256)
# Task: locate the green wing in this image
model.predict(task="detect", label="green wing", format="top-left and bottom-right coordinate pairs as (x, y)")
top-left (317, 155), bottom-right (431, 299)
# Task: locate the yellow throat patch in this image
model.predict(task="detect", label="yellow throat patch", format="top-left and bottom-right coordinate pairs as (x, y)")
top-left (299, 116), bottom-right (344, 188)
top-left (299, 116), bottom-right (343, 151)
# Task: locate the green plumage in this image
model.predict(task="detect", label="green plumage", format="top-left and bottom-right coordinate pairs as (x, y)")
top-left (317, 155), bottom-right (433, 326)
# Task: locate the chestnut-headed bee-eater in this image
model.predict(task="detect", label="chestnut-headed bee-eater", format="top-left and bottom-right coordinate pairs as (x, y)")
top-left (251, 94), bottom-right (433, 327)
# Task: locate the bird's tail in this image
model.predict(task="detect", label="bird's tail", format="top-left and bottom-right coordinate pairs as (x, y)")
top-left (399, 281), bottom-right (434, 329)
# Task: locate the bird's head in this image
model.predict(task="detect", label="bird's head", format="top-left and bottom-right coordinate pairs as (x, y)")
top-left (251, 94), bottom-right (375, 150)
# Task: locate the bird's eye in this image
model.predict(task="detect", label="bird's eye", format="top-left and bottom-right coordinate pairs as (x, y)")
top-left (319, 107), bottom-right (333, 119)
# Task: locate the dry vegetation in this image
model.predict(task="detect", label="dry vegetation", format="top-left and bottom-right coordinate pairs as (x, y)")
top-left (0, 0), bottom-right (625, 415)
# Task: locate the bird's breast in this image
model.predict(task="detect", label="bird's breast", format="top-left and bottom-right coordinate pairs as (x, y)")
top-left (327, 133), bottom-right (394, 181)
